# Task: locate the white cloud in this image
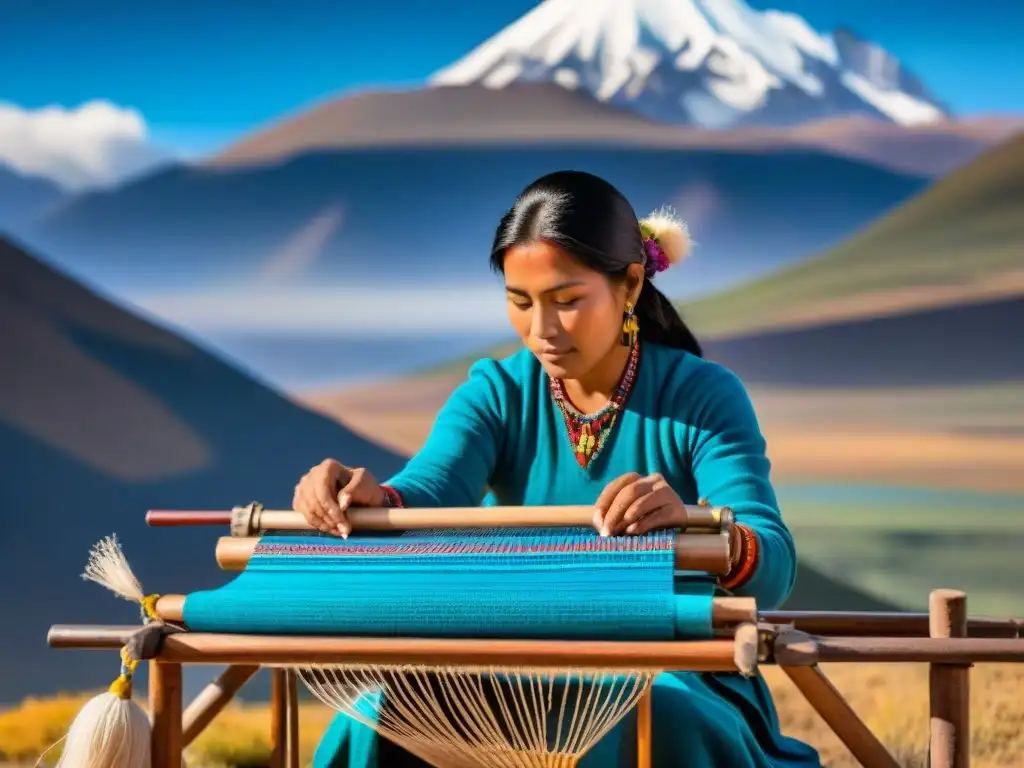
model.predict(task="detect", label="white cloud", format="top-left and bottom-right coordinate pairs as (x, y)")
top-left (130, 284), bottom-right (512, 337)
top-left (0, 99), bottom-right (173, 190)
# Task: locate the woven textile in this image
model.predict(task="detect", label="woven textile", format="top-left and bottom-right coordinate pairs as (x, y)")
top-left (184, 528), bottom-right (717, 639)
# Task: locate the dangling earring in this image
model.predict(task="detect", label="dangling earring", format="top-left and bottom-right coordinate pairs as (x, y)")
top-left (622, 301), bottom-right (639, 347)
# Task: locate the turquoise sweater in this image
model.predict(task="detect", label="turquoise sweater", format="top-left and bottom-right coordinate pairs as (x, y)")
top-left (315, 342), bottom-right (820, 767)
top-left (386, 340), bottom-right (797, 609)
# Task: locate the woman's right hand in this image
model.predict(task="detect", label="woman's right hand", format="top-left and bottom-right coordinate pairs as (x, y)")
top-left (292, 459), bottom-right (386, 537)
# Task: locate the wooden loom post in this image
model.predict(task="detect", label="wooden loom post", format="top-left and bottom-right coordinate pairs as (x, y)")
top-left (271, 668), bottom-right (301, 768)
top-left (929, 590), bottom-right (970, 768)
top-left (149, 660), bottom-right (183, 768)
top-left (182, 664), bottom-right (260, 747)
top-left (287, 671), bottom-right (300, 768)
top-left (636, 687), bottom-right (653, 768)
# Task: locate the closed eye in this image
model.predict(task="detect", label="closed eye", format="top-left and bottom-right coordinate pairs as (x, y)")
top-left (554, 297), bottom-right (580, 308)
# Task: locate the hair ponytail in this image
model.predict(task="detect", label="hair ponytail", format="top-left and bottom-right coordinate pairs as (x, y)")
top-left (635, 281), bottom-right (702, 357)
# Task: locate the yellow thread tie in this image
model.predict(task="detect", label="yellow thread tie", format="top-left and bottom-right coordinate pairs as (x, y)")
top-left (108, 646), bottom-right (138, 700)
top-left (141, 593), bottom-right (161, 622)
top-left (108, 674), bottom-right (133, 699)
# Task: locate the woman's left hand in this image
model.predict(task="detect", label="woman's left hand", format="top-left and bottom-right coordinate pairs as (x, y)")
top-left (593, 472), bottom-right (688, 537)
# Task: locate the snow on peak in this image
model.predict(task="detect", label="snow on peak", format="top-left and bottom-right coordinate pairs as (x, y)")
top-left (429, 0), bottom-right (948, 129)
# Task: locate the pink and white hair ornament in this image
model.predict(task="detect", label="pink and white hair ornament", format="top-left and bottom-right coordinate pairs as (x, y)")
top-left (638, 208), bottom-right (691, 278)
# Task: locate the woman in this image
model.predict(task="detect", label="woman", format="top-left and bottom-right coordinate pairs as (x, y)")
top-left (294, 170), bottom-right (821, 767)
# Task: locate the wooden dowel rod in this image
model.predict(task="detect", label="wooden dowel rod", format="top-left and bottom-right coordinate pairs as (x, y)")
top-left (713, 597), bottom-right (757, 626)
top-left (182, 664), bottom-right (260, 747)
top-left (214, 532), bottom-right (732, 574)
top-left (147, 510), bottom-right (233, 526)
top-left (636, 686), bottom-right (653, 768)
top-left (781, 665), bottom-right (900, 768)
top-left (147, 593), bottom-right (755, 629)
top-left (782, 635), bottom-right (1024, 664)
top-left (929, 590), bottom-right (970, 768)
top-left (148, 504), bottom-right (733, 535)
top-left (149, 661), bottom-right (183, 768)
top-left (763, 611), bottom-right (1024, 639)
top-left (49, 623), bottom-right (1024, 665)
top-left (142, 633), bottom-right (744, 670)
top-left (47, 625), bottom-right (143, 648)
top-left (43, 608), bottom-right (1024, 650)
top-left (156, 594), bottom-right (185, 621)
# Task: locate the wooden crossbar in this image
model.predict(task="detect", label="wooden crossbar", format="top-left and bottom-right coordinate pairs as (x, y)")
top-left (45, 591), bottom-right (1024, 767)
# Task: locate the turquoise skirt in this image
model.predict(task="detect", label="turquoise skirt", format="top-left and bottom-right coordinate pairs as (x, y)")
top-left (312, 671), bottom-right (821, 768)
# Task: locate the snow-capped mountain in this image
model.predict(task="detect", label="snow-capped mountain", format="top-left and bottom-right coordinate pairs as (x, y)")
top-left (430, 0), bottom-right (948, 129)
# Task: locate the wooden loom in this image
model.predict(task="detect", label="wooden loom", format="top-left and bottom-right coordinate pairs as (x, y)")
top-left (47, 502), bottom-right (1024, 768)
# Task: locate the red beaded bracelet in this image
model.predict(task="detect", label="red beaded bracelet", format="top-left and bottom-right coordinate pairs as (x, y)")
top-left (380, 484), bottom-right (405, 509)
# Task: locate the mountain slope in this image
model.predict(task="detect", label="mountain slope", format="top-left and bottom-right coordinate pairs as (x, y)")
top-left (206, 82), bottom-right (1015, 179)
top-left (682, 131), bottom-right (1024, 338)
top-left (23, 146), bottom-right (927, 301)
top-left (431, 0), bottom-right (947, 129)
top-left (0, 165), bottom-right (66, 231)
top-left (0, 237), bottom-right (405, 703)
top-left (706, 295), bottom-right (1024, 387)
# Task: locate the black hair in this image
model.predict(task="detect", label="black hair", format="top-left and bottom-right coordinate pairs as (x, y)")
top-left (489, 170), bottom-right (703, 357)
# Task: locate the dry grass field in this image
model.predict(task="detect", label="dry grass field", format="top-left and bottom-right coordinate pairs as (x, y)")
top-left (3, 663), bottom-right (1023, 766)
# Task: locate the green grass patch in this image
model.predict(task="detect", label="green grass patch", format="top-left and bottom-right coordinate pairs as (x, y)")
top-left (679, 133), bottom-right (1024, 338)
top-left (778, 487), bottom-right (1024, 615)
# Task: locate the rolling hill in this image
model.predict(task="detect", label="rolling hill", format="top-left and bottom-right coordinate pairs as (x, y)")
top-left (0, 237), bottom-right (405, 703)
top-left (21, 146), bottom-right (926, 301)
top-left (680, 130), bottom-right (1024, 339)
top-left (706, 295), bottom-right (1024, 388)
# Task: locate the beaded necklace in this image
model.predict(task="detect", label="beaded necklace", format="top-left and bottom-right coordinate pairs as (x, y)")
top-left (550, 340), bottom-right (640, 470)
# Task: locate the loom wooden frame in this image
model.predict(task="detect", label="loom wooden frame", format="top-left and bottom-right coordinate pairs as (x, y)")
top-left (47, 589), bottom-right (1024, 768)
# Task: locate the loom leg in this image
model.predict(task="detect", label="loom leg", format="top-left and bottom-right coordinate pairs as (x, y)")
top-left (636, 686), bottom-right (653, 768)
top-left (271, 668), bottom-right (301, 768)
top-left (182, 664), bottom-right (260, 747)
top-left (781, 665), bottom-right (899, 768)
top-left (929, 590), bottom-right (970, 768)
top-left (150, 661), bottom-right (183, 768)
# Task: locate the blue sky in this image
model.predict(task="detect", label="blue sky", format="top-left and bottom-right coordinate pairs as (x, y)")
top-left (2, 0), bottom-right (1021, 154)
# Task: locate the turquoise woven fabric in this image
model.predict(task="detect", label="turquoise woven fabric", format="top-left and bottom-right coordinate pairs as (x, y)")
top-left (183, 527), bottom-right (717, 640)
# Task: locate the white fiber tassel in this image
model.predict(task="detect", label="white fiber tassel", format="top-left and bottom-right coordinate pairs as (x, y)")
top-left (41, 536), bottom-right (156, 767)
top-left (82, 535), bottom-right (147, 605)
top-left (52, 688), bottom-right (151, 768)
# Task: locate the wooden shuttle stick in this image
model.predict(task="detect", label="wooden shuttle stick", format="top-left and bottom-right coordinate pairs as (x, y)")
top-left (149, 594), bottom-right (756, 628)
top-left (214, 532), bottom-right (733, 574)
top-left (147, 502), bottom-right (734, 537)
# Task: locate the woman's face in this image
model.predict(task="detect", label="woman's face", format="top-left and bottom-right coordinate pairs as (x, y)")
top-left (503, 240), bottom-right (639, 380)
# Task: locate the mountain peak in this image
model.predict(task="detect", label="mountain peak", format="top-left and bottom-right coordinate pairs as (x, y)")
top-left (429, 0), bottom-right (948, 129)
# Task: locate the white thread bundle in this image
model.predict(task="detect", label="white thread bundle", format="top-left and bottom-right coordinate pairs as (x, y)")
top-left (81, 535), bottom-right (146, 605)
top-left (51, 693), bottom-right (151, 768)
top-left (41, 535), bottom-right (153, 768)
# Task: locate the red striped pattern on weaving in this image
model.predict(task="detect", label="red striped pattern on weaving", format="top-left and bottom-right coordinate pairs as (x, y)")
top-left (254, 537), bottom-right (672, 558)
